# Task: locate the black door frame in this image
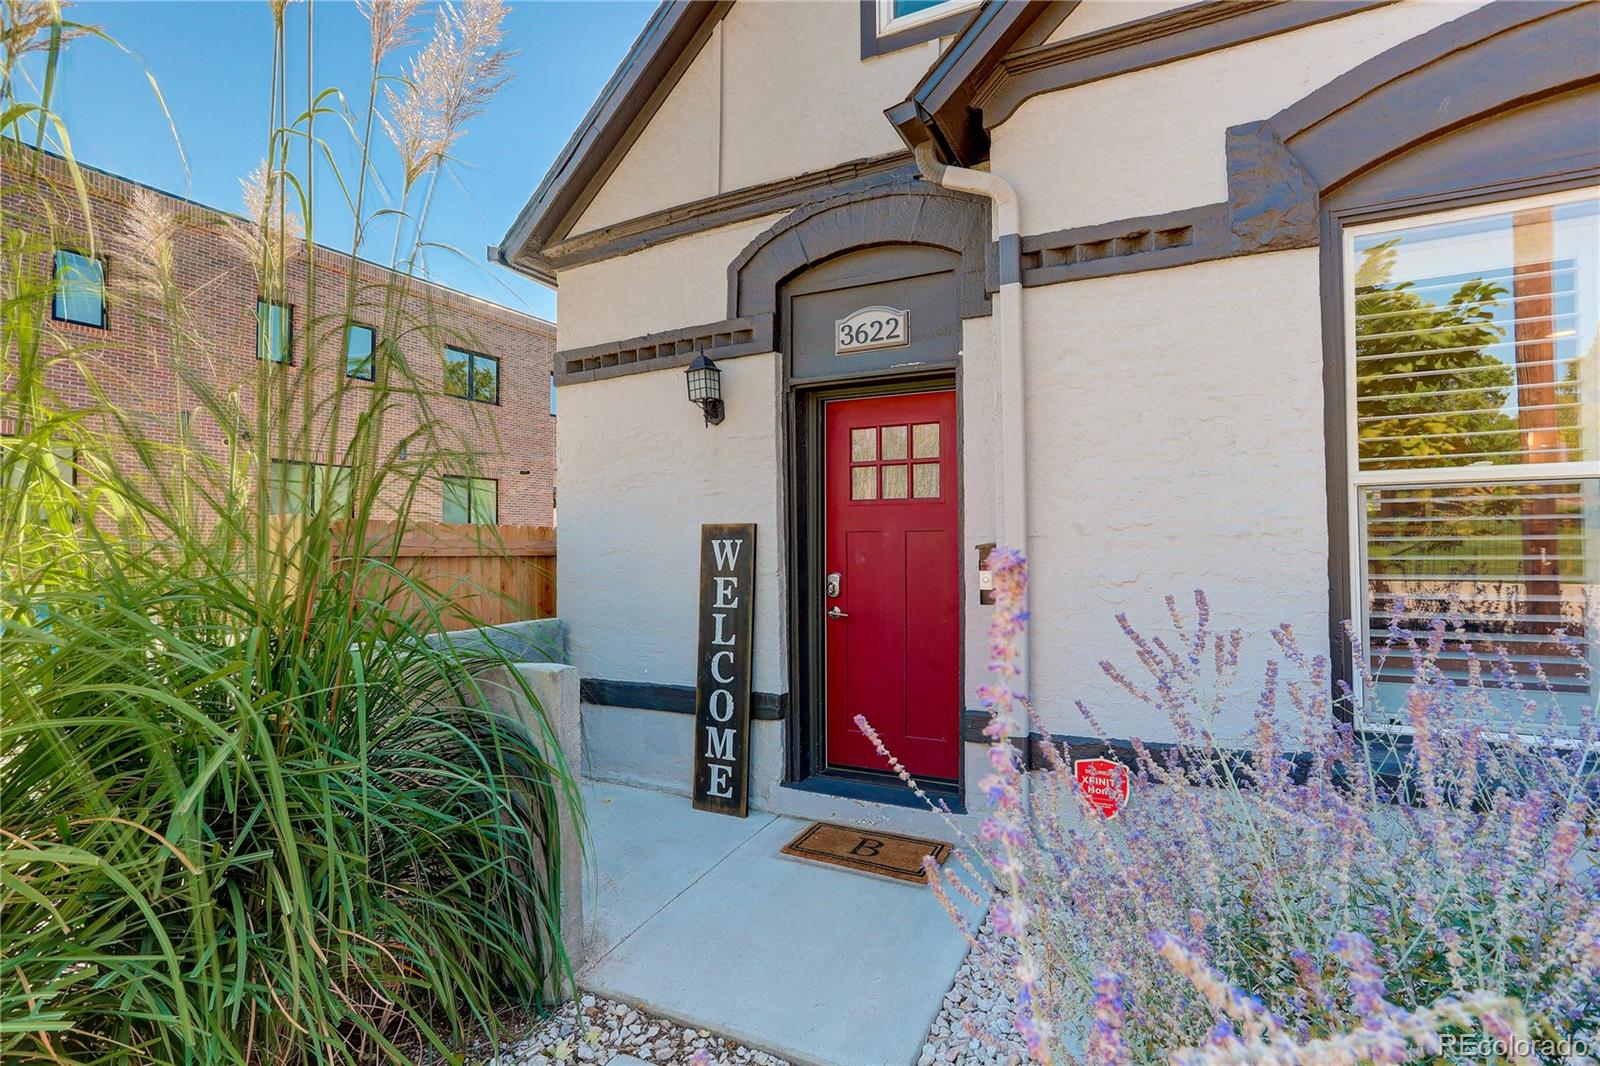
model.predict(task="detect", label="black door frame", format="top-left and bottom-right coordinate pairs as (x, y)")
top-left (783, 370), bottom-right (965, 811)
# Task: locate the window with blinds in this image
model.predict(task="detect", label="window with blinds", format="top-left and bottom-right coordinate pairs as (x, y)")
top-left (1348, 191), bottom-right (1598, 731)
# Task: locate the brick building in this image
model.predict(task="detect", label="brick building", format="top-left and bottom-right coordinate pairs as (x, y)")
top-left (6, 148), bottom-right (556, 526)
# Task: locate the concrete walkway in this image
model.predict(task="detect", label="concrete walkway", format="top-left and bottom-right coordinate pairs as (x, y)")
top-left (575, 781), bottom-right (989, 1066)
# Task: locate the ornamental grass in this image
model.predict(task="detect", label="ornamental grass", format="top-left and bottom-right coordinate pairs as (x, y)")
top-left (2, 2), bottom-right (579, 1062)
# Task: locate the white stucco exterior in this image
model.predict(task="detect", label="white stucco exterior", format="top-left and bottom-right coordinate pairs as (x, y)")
top-left (557, 352), bottom-right (787, 693)
top-left (1021, 250), bottom-right (1329, 740)
top-left (509, 0), bottom-right (1594, 811)
top-left (991, 0), bottom-right (1489, 233)
top-left (570, 1), bottom-right (934, 238)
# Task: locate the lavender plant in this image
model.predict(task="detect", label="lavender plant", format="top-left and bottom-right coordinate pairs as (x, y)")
top-left (866, 549), bottom-right (1597, 1063)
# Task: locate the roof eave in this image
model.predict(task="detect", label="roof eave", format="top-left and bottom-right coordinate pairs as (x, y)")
top-left (890, 0), bottom-right (1068, 166)
top-left (492, 1), bottom-right (727, 286)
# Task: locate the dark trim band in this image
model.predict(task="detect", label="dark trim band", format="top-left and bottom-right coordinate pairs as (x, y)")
top-left (581, 677), bottom-right (787, 721)
top-left (1019, 203), bottom-right (1230, 286)
top-left (555, 314), bottom-right (774, 385)
top-left (730, 180), bottom-right (994, 320)
top-left (542, 152), bottom-right (918, 274)
top-left (974, 0), bottom-right (1396, 131)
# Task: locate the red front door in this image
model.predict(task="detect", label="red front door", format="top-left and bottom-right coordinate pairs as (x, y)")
top-left (824, 391), bottom-right (960, 781)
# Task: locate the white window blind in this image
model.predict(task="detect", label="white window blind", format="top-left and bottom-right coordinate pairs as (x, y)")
top-left (1347, 191), bottom-right (1599, 731)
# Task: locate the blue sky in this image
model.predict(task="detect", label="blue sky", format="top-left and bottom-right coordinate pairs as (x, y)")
top-left (37, 1), bottom-right (658, 322)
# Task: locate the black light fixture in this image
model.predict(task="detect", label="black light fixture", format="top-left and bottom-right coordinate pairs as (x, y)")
top-left (685, 352), bottom-right (724, 426)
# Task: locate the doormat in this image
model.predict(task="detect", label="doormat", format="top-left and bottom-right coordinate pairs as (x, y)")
top-left (780, 821), bottom-right (952, 883)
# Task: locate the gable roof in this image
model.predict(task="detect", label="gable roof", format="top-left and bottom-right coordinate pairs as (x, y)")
top-left (491, 1), bottom-right (730, 286)
top-left (492, 0), bottom-right (1068, 287)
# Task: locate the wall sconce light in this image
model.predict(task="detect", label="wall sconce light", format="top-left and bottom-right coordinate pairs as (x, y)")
top-left (685, 353), bottom-right (724, 426)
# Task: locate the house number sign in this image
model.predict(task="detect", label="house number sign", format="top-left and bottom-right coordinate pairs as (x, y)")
top-left (835, 305), bottom-right (909, 355)
top-left (691, 523), bottom-right (757, 817)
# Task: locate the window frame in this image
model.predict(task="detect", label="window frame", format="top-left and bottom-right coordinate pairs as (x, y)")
top-left (1339, 185), bottom-right (1600, 736)
top-left (51, 247), bottom-right (108, 329)
top-left (345, 322), bottom-right (377, 381)
top-left (444, 345), bottom-right (500, 405)
top-left (267, 458), bottom-right (350, 515)
top-left (441, 474), bottom-right (499, 525)
top-left (875, 0), bottom-right (975, 37)
top-left (256, 298), bottom-right (294, 365)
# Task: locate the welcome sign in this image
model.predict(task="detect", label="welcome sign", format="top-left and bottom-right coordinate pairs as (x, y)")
top-left (691, 524), bottom-right (756, 816)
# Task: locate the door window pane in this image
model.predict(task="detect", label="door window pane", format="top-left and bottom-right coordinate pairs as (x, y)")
top-left (851, 467), bottom-right (877, 501)
top-left (882, 464), bottom-right (908, 499)
top-left (881, 425), bottom-right (908, 461)
top-left (913, 462), bottom-right (940, 498)
top-left (53, 249), bottom-right (105, 327)
top-left (912, 423), bottom-right (940, 459)
top-left (851, 428), bottom-right (876, 462)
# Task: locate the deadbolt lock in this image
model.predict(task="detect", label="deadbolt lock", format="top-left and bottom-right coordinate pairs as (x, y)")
top-left (826, 571), bottom-right (841, 598)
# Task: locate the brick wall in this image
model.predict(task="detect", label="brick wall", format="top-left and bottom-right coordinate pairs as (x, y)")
top-left (4, 149), bottom-right (557, 526)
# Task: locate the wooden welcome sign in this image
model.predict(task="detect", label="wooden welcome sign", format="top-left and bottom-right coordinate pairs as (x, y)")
top-left (691, 523), bottom-right (756, 816)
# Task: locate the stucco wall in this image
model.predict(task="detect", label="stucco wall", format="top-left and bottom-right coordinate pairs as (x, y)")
top-left (556, 352), bottom-right (786, 693)
top-left (569, 2), bottom-right (930, 237)
top-left (555, 214), bottom-right (783, 350)
top-left (1021, 250), bottom-right (1329, 741)
top-left (992, 0), bottom-right (1489, 234)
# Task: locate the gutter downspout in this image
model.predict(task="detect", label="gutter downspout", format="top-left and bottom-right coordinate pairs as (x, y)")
top-left (913, 141), bottom-right (1030, 703)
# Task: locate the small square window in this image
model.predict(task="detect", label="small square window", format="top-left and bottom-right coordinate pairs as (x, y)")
top-left (257, 299), bottom-right (292, 364)
top-left (851, 466), bottom-right (877, 501)
top-left (851, 428), bottom-right (877, 462)
top-left (882, 464), bottom-right (908, 499)
top-left (443, 475), bottom-right (498, 524)
top-left (445, 346), bottom-right (499, 404)
top-left (53, 249), bottom-right (106, 328)
top-left (913, 462), bottom-right (940, 498)
top-left (912, 423), bottom-right (940, 459)
top-left (881, 425), bottom-right (908, 461)
top-left (345, 324), bottom-right (376, 380)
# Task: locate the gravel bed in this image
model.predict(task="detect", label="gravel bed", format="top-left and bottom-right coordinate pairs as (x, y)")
top-left (475, 993), bottom-right (791, 1066)
top-left (918, 909), bottom-right (1027, 1066)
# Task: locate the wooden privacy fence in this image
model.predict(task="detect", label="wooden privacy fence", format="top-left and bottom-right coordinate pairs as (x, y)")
top-left (354, 521), bottom-right (557, 629)
top-left (271, 517), bottom-right (557, 629)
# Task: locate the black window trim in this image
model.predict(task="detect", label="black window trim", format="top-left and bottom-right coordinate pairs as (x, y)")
top-left (345, 321), bottom-right (378, 381)
top-left (444, 345), bottom-right (501, 405)
top-left (50, 247), bottom-right (108, 330)
top-left (441, 473), bottom-right (500, 524)
top-left (256, 298), bottom-right (295, 366)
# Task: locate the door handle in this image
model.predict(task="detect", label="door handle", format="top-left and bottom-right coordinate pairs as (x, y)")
top-left (827, 606), bottom-right (849, 620)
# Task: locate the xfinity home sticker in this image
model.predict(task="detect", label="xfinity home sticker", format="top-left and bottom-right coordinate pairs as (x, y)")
top-left (1074, 758), bottom-right (1131, 819)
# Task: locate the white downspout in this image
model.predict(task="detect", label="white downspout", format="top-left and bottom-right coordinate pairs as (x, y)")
top-left (913, 141), bottom-right (1029, 701)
